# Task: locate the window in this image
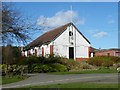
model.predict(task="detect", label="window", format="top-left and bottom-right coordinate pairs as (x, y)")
top-left (107, 53), bottom-right (110, 56)
top-left (69, 31), bottom-right (73, 36)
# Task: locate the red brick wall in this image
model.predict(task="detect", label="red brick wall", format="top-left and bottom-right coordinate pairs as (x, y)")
top-left (76, 58), bottom-right (88, 62)
top-left (95, 50), bottom-right (115, 56)
top-left (88, 47), bottom-right (91, 58)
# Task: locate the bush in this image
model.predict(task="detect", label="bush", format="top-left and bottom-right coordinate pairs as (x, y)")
top-left (102, 60), bottom-right (113, 67)
top-left (65, 59), bottom-right (79, 70)
top-left (42, 64), bottom-right (52, 72)
top-left (31, 63), bottom-right (67, 73)
top-left (50, 63), bottom-right (68, 72)
top-left (18, 55), bottom-right (73, 73)
top-left (30, 57), bottom-right (97, 73)
top-left (88, 58), bottom-right (103, 66)
top-left (2, 64), bottom-right (28, 76)
top-left (18, 55), bottom-right (63, 65)
top-left (87, 56), bottom-right (115, 67)
top-left (43, 56), bottom-right (62, 64)
top-left (17, 56), bottom-right (27, 65)
top-left (110, 56), bottom-right (120, 63)
top-left (18, 55), bottom-right (83, 73)
top-left (80, 64), bottom-right (91, 69)
top-left (32, 64), bottom-right (43, 73)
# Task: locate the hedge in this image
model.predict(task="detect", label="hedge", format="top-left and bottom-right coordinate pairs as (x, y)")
top-left (87, 56), bottom-right (120, 67)
top-left (31, 63), bottom-right (67, 73)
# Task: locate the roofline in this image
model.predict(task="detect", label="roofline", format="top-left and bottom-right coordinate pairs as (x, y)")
top-left (95, 48), bottom-right (120, 52)
top-left (26, 22), bottom-right (91, 49)
top-left (51, 23), bottom-right (71, 42)
top-left (41, 23), bottom-right (71, 45)
top-left (26, 23), bottom-right (71, 48)
top-left (71, 23), bottom-right (91, 44)
top-left (52, 22), bottom-right (90, 44)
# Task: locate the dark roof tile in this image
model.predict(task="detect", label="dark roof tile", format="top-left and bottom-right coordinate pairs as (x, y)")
top-left (27, 23), bottom-right (71, 47)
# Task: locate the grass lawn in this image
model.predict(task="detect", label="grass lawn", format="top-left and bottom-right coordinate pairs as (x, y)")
top-left (22, 82), bottom-right (119, 89)
top-left (49, 67), bottom-right (118, 75)
top-left (2, 75), bottom-right (28, 85)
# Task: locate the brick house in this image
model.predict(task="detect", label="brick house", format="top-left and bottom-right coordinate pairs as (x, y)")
top-left (95, 48), bottom-right (120, 57)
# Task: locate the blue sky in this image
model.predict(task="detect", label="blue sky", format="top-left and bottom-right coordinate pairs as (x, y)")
top-left (12, 2), bottom-right (118, 49)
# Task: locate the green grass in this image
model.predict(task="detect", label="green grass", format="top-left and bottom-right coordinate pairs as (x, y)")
top-left (23, 82), bottom-right (119, 88)
top-left (2, 75), bottom-right (28, 85)
top-left (49, 67), bottom-right (117, 75)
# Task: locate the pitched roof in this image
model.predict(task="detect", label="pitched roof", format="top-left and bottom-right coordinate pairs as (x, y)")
top-left (27, 22), bottom-right (90, 48)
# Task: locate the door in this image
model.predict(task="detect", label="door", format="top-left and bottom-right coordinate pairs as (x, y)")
top-left (69, 47), bottom-right (74, 59)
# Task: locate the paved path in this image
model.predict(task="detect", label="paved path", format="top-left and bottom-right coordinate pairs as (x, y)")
top-left (2, 73), bottom-right (119, 88)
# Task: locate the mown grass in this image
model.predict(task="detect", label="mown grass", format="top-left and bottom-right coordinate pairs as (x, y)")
top-left (2, 75), bottom-right (28, 85)
top-left (22, 82), bottom-right (119, 88)
top-left (49, 67), bottom-right (117, 75)
top-left (2, 82), bottom-right (119, 90)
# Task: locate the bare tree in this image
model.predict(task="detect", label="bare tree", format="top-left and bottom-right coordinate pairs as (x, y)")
top-left (1, 3), bottom-right (41, 45)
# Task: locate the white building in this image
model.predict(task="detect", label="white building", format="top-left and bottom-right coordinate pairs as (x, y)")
top-left (23, 23), bottom-right (93, 61)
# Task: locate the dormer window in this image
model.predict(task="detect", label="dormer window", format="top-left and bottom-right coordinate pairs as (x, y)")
top-left (69, 31), bottom-right (73, 36)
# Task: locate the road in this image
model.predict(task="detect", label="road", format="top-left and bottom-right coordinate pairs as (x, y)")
top-left (2, 73), bottom-right (119, 88)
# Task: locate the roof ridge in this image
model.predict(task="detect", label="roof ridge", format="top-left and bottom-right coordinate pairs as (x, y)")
top-left (44, 22), bottom-right (72, 33)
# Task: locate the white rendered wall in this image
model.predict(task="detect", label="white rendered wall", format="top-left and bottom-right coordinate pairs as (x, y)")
top-left (53, 24), bottom-right (91, 59)
top-left (41, 44), bottom-right (52, 57)
top-left (24, 51), bottom-right (28, 57)
top-left (44, 45), bottom-right (50, 56)
top-left (74, 26), bottom-right (90, 58)
top-left (37, 47), bottom-right (42, 56)
top-left (30, 48), bottom-right (34, 55)
top-left (53, 27), bottom-right (69, 58)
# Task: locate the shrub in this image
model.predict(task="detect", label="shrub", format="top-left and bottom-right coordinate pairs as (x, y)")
top-left (50, 63), bottom-right (68, 72)
top-left (18, 55), bottom-right (63, 65)
top-left (42, 64), bottom-right (52, 73)
top-left (46, 56), bottom-right (60, 64)
top-left (102, 60), bottom-right (113, 67)
top-left (2, 64), bottom-right (28, 76)
top-left (27, 56), bottom-right (40, 64)
top-left (80, 64), bottom-right (91, 69)
top-left (32, 63), bottom-right (67, 73)
top-left (32, 64), bottom-right (43, 73)
top-left (110, 56), bottom-right (120, 63)
top-left (2, 64), bottom-right (7, 76)
top-left (87, 56), bottom-right (115, 67)
top-left (69, 61), bottom-right (96, 72)
top-left (65, 59), bottom-right (79, 70)
top-left (17, 56), bottom-right (27, 65)
top-left (88, 58), bottom-right (103, 66)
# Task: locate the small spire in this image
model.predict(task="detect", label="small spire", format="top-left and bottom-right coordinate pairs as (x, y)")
top-left (70, 5), bottom-right (73, 23)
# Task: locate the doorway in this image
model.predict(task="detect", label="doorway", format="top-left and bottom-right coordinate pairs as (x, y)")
top-left (69, 47), bottom-right (74, 59)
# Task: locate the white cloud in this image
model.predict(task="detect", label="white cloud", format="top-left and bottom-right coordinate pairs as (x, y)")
top-left (92, 31), bottom-right (108, 38)
top-left (37, 10), bottom-right (85, 30)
